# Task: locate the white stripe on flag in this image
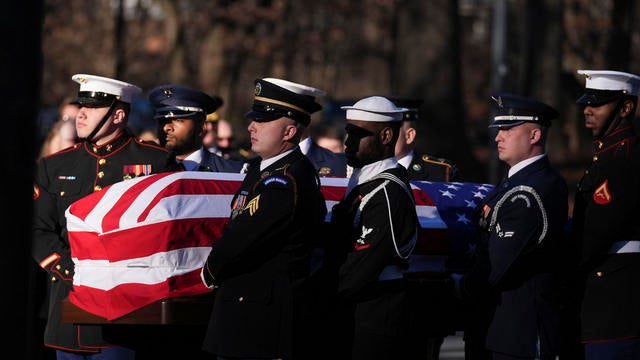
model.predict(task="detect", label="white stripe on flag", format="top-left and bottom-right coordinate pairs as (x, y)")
top-left (72, 246), bottom-right (211, 290)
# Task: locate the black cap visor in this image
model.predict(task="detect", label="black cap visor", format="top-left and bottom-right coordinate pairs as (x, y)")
top-left (576, 89), bottom-right (625, 107)
top-left (245, 101), bottom-right (310, 125)
top-left (153, 105), bottom-right (203, 121)
top-left (71, 92), bottom-right (118, 108)
top-left (488, 119), bottom-right (526, 129)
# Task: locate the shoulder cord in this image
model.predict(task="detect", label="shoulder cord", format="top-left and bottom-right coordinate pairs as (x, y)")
top-left (489, 185), bottom-right (547, 244)
top-left (355, 172), bottom-right (417, 260)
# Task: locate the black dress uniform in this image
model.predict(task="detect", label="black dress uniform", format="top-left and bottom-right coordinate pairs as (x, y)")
top-left (573, 126), bottom-right (640, 342)
top-left (201, 149), bottom-right (327, 359)
top-left (571, 70), bottom-right (640, 350)
top-left (201, 77), bottom-right (328, 359)
top-left (32, 130), bottom-right (177, 352)
top-left (302, 137), bottom-right (347, 177)
top-left (32, 74), bottom-right (179, 355)
top-left (327, 164), bottom-right (418, 359)
top-left (456, 94), bottom-right (568, 359)
top-left (405, 153), bottom-right (458, 182)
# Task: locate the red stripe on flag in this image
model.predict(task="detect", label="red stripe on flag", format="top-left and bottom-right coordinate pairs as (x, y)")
top-left (101, 172), bottom-right (176, 232)
top-left (320, 185), bottom-right (347, 202)
top-left (68, 186), bottom-right (109, 222)
top-left (73, 218), bottom-right (227, 261)
top-left (69, 269), bottom-right (210, 320)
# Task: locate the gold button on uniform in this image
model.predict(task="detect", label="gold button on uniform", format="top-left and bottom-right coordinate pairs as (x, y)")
top-left (593, 155), bottom-right (598, 161)
top-left (94, 185), bottom-right (102, 191)
top-left (98, 171), bottom-right (105, 178)
top-left (596, 271), bottom-right (603, 277)
top-left (238, 297), bottom-right (244, 302)
top-left (60, 191), bottom-right (65, 197)
top-left (51, 276), bottom-right (57, 282)
top-left (99, 158), bottom-right (106, 165)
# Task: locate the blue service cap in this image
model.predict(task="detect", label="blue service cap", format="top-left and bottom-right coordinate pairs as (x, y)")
top-left (576, 70), bottom-right (640, 107)
top-left (245, 78), bottom-right (325, 126)
top-left (489, 93), bottom-right (558, 129)
top-left (148, 84), bottom-right (223, 120)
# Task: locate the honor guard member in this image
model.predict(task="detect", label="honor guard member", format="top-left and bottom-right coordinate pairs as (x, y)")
top-left (391, 98), bottom-right (458, 182)
top-left (201, 78), bottom-right (328, 359)
top-left (262, 78), bottom-right (347, 177)
top-left (572, 70), bottom-right (640, 358)
top-left (324, 96), bottom-right (418, 359)
top-left (149, 84), bottom-right (244, 173)
top-left (32, 74), bottom-right (179, 359)
top-left (392, 97), bottom-right (460, 360)
top-left (300, 124), bottom-right (348, 177)
top-left (451, 93), bottom-right (568, 359)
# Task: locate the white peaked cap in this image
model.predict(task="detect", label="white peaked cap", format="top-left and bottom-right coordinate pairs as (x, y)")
top-left (341, 96), bottom-right (408, 122)
top-left (71, 74), bottom-right (142, 104)
top-left (577, 69), bottom-right (640, 96)
top-left (262, 77), bottom-right (326, 97)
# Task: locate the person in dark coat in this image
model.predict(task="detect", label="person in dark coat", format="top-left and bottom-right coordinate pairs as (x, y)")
top-left (299, 128), bottom-right (348, 177)
top-left (32, 74), bottom-right (179, 359)
top-left (391, 97), bottom-right (460, 360)
top-left (571, 69), bottom-right (640, 359)
top-left (451, 93), bottom-right (569, 359)
top-left (200, 77), bottom-right (328, 359)
top-left (392, 97), bottom-right (458, 182)
top-left (149, 84), bottom-right (244, 173)
top-left (324, 96), bottom-right (418, 359)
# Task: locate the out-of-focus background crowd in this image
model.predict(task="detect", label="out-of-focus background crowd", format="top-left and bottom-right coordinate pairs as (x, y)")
top-left (37, 0), bottom-right (640, 195)
top-left (5, 0), bottom-right (640, 357)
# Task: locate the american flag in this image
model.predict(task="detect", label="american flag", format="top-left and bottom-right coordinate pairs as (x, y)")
top-left (66, 171), bottom-right (493, 320)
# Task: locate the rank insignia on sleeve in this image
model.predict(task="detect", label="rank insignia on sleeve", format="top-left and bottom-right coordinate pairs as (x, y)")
top-left (244, 194), bottom-right (260, 216)
top-left (354, 226), bottom-right (373, 251)
top-left (593, 179), bottom-right (612, 205)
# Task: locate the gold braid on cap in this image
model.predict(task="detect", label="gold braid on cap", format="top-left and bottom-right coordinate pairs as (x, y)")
top-left (254, 96), bottom-right (308, 114)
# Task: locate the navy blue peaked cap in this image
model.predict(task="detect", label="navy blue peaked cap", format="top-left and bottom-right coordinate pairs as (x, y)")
top-left (389, 97), bottom-right (424, 121)
top-left (489, 93), bottom-right (558, 128)
top-left (245, 78), bottom-right (325, 126)
top-left (149, 84), bottom-right (223, 120)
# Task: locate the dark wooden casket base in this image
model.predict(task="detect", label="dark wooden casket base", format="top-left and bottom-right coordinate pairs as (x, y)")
top-left (61, 294), bottom-right (213, 325)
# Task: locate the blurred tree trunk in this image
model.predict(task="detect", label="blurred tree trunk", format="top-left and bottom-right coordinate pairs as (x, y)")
top-left (393, 0), bottom-right (483, 181)
top-left (608, 0), bottom-right (635, 70)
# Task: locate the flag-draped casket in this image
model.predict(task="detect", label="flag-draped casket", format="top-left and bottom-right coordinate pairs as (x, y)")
top-left (66, 171), bottom-right (493, 320)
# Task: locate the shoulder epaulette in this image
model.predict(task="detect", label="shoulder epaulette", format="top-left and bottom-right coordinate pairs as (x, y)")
top-left (419, 154), bottom-right (459, 181)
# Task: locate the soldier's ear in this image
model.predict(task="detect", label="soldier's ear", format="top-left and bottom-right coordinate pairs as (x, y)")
top-left (405, 127), bottom-right (417, 145)
top-left (620, 99), bottom-right (634, 116)
top-left (530, 127), bottom-right (542, 143)
top-left (112, 108), bottom-right (126, 124)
